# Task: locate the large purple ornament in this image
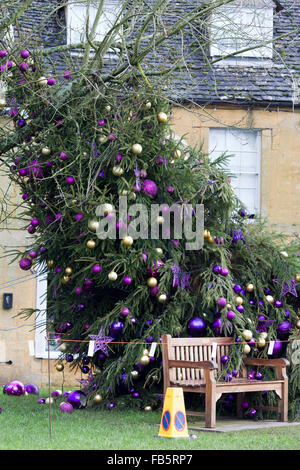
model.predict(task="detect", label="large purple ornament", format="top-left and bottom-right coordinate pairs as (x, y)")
top-left (143, 179), bottom-right (158, 198)
top-left (67, 390), bottom-right (87, 409)
top-left (5, 381), bottom-right (26, 396)
top-left (268, 340), bottom-right (283, 358)
top-left (109, 321), bottom-right (124, 338)
top-left (213, 265), bottom-right (222, 274)
top-left (59, 402), bottom-right (73, 414)
top-left (277, 321), bottom-right (291, 340)
top-left (217, 297), bottom-right (227, 308)
top-left (25, 383), bottom-right (39, 395)
top-left (19, 258), bottom-right (32, 271)
top-left (187, 317), bottom-right (206, 337)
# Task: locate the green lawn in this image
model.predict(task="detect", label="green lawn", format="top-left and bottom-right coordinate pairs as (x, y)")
top-left (0, 390), bottom-right (299, 451)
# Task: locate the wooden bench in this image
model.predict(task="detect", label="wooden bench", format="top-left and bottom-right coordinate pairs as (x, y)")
top-left (161, 334), bottom-right (289, 428)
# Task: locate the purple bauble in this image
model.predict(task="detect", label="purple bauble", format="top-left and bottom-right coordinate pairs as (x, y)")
top-left (38, 398), bottom-right (46, 404)
top-left (25, 383), bottom-right (39, 395)
top-left (143, 179), bottom-right (158, 198)
top-left (255, 371), bottom-right (263, 380)
top-left (121, 307), bottom-right (130, 317)
top-left (233, 284), bottom-right (242, 293)
top-left (220, 268), bottom-right (229, 277)
top-left (275, 300), bottom-right (283, 308)
top-left (277, 321), bottom-right (291, 340)
top-left (217, 297), bottom-right (227, 308)
top-left (221, 355), bottom-right (229, 364)
top-left (232, 369), bottom-right (238, 377)
top-left (75, 214), bottom-right (83, 222)
top-left (213, 265), bottom-right (222, 274)
top-left (6, 381), bottom-right (25, 396)
top-left (47, 78), bottom-right (56, 86)
top-left (28, 250), bottom-right (38, 259)
top-left (67, 390), bottom-right (87, 409)
top-left (212, 317), bottom-right (229, 336)
top-left (92, 264), bottom-right (102, 274)
top-left (167, 186), bottom-right (174, 194)
top-left (19, 63), bottom-right (29, 72)
top-left (109, 321), bottom-right (124, 338)
top-left (21, 50), bottom-right (30, 59)
top-left (60, 152), bottom-right (69, 160)
top-left (249, 408), bottom-right (257, 418)
top-left (227, 310), bottom-right (235, 321)
top-left (236, 305), bottom-right (244, 313)
top-left (0, 50), bottom-right (7, 58)
top-left (187, 317), bottom-right (206, 337)
top-left (241, 401), bottom-right (249, 410)
top-left (122, 276), bottom-right (132, 285)
top-left (19, 257), bottom-right (32, 271)
top-left (65, 176), bottom-right (75, 185)
top-left (269, 340), bottom-right (283, 358)
top-left (75, 286), bottom-right (82, 295)
top-left (149, 286), bottom-right (159, 296)
top-left (59, 402), bottom-right (73, 414)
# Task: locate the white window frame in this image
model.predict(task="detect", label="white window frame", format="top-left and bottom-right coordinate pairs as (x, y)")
top-left (210, 0), bottom-right (274, 65)
top-left (65, 0), bottom-right (121, 55)
top-left (209, 127), bottom-right (261, 215)
top-left (34, 264), bottom-right (60, 359)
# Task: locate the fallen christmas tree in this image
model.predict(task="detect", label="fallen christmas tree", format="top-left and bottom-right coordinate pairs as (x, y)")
top-left (0, 38), bottom-right (300, 419)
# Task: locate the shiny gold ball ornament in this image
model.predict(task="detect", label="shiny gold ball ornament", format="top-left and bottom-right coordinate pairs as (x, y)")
top-left (103, 203), bottom-right (114, 215)
top-left (112, 166), bottom-right (124, 176)
top-left (61, 275), bottom-right (71, 285)
top-left (235, 296), bottom-right (244, 305)
top-left (265, 295), bottom-right (274, 304)
top-left (41, 147), bottom-right (51, 156)
top-left (208, 236), bottom-right (215, 244)
top-left (122, 235), bottom-right (134, 247)
top-left (45, 397), bottom-right (55, 404)
top-left (296, 319), bottom-right (300, 329)
top-left (65, 267), bottom-right (73, 275)
top-left (243, 344), bottom-right (251, 354)
top-left (147, 277), bottom-right (158, 288)
top-left (140, 355), bottom-right (150, 366)
top-left (203, 229), bottom-right (211, 239)
top-left (226, 303), bottom-right (232, 309)
top-left (260, 332), bottom-right (268, 339)
top-left (295, 274), bottom-right (300, 282)
top-left (108, 271), bottom-right (118, 281)
top-left (143, 349), bottom-right (149, 356)
top-left (246, 283), bottom-right (254, 292)
top-left (257, 337), bottom-right (266, 348)
top-left (37, 76), bottom-right (48, 87)
top-left (145, 101), bottom-right (152, 109)
top-left (156, 216), bottom-right (164, 225)
top-left (93, 394), bottom-right (103, 404)
top-left (157, 111), bottom-right (168, 123)
top-left (155, 247), bottom-right (163, 255)
top-left (55, 362), bottom-right (64, 372)
top-left (131, 370), bottom-right (139, 379)
top-left (59, 342), bottom-right (68, 353)
top-left (88, 219), bottom-right (100, 232)
top-left (131, 143), bottom-right (143, 154)
top-left (86, 240), bottom-right (96, 249)
top-left (158, 293), bottom-right (167, 303)
top-left (242, 329), bottom-right (253, 341)
top-left (144, 406), bottom-right (152, 411)
top-left (47, 259), bottom-right (54, 268)
top-left (105, 105), bottom-right (111, 112)
top-left (173, 149), bottom-right (182, 160)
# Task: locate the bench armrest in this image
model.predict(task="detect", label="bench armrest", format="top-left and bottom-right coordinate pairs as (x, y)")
top-left (168, 359), bottom-right (218, 370)
top-left (243, 358), bottom-right (290, 367)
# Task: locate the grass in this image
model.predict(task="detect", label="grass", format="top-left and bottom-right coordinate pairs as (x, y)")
top-left (0, 390), bottom-right (299, 451)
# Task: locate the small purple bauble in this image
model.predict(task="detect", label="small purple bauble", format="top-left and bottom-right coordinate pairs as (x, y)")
top-left (25, 383), bottom-right (39, 395)
top-left (75, 286), bottom-right (83, 295)
top-left (227, 310), bottom-right (235, 321)
top-left (187, 317), bottom-right (206, 337)
top-left (109, 321), bottom-right (124, 338)
top-left (226, 372), bottom-right (232, 382)
top-left (60, 152), bottom-right (69, 160)
top-left (47, 78), bottom-right (56, 86)
top-left (275, 300), bottom-right (283, 308)
top-left (236, 305), bottom-right (244, 313)
top-left (122, 276), bottom-right (132, 285)
top-left (241, 401), bottom-right (249, 410)
top-left (143, 179), bottom-right (158, 198)
top-left (213, 265), bottom-right (222, 274)
top-left (67, 390), bottom-right (87, 409)
top-left (121, 307), bottom-right (130, 317)
top-left (269, 340), bottom-right (283, 358)
top-left (6, 381), bottom-right (25, 396)
top-left (0, 50), bottom-right (7, 58)
top-left (19, 63), bottom-right (29, 72)
top-left (59, 402), bottom-right (73, 414)
top-left (75, 214), bottom-right (83, 222)
top-left (220, 268), bottom-right (229, 277)
top-left (115, 153), bottom-right (122, 162)
top-left (21, 50), bottom-right (30, 59)
top-left (27, 225), bottom-right (36, 234)
top-left (149, 286), bottom-right (159, 296)
top-left (167, 186), bottom-right (174, 194)
top-left (38, 398), bottom-right (46, 404)
top-left (221, 355), bottom-right (229, 364)
top-left (233, 284), bottom-right (242, 293)
top-left (249, 408), bottom-right (257, 417)
top-left (217, 297), bottom-right (227, 308)
top-left (65, 176), bottom-right (75, 185)
top-left (248, 370), bottom-right (256, 380)
top-left (64, 70), bottom-right (71, 79)
top-left (19, 257), bottom-right (32, 271)
top-left (92, 264), bottom-right (102, 274)
top-left (277, 321), bottom-right (291, 340)
top-left (28, 250), bottom-right (38, 259)
top-left (255, 371), bottom-right (263, 380)
top-left (232, 369), bottom-right (238, 377)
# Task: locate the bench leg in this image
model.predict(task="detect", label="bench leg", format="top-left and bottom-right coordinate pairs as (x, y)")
top-left (278, 381), bottom-right (288, 422)
top-left (205, 388), bottom-right (216, 428)
top-left (236, 392), bottom-right (245, 419)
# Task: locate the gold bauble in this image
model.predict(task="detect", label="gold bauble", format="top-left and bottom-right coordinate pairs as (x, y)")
top-left (257, 338), bottom-right (266, 348)
top-left (47, 259), bottom-right (54, 268)
top-left (88, 219), bottom-right (100, 232)
top-left (131, 143), bottom-right (143, 154)
top-left (235, 296), bottom-right (244, 305)
top-left (173, 149), bottom-right (182, 160)
top-left (265, 295), bottom-right (274, 303)
top-left (105, 105), bottom-right (111, 112)
top-left (93, 394), bottom-right (103, 404)
top-left (208, 236), bottom-right (215, 244)
top-left (45, 397), bottom-right (55, 404)
top-left (157, 111), bottom-right (168, 123)
top-left (144, 405), bottom-right (152, 411)
top-left (246, 283), bottom-right (254, 292)
top-left (243, 344), bottom-right (251, 354)
top-left (280, 251), bottom-right (288, 258)
top-left (103, 203), bottom-right (114, 215)
top-left (41, 147), bottom-right (51, 156)
top-left (156, 216), bottom-right (164, 225)
top-left (295, 274), bottom-right (300, 282)
top-left (226, 303), bottom-right (232, 309)
top-left (131, 370), bottom-right (139, 379)
top-left (242, 329), bottom-right (253, 341)
top-left (0, 98), bottom-right (6, 109)
top-left (65, 267), bottom-right (73, 275)
top-left (61, 275), bottom-right (70, 284)
top-left (157, 293), bottom-right (167, 303)
top-left (59, 343), bottom-right (68, 353)
top-left (203, 229), bottom-right (211, 239)
top-left (122, 235), bottom-right (134, 247)
top-left (55, 362), bottom-right (64, 372)
top-left (37, 76), bottom-right (48, 87)
top-left (112, 166), bottom-right (124, 176)
top-left (145, 101), bottom-right (152, 109)
top-left (155, 247), bottom-right (163, 255)
top-left (259, 332), bottom-right (268, 339)
top-left (147, 277), bottom-right (158, 288)
top-left (140, 355), bottom-right (150, 366)
top-left (108, 271), bottom-right (118, 281)
top-left (98, 136), bottom-right (107, 144)
top-left (86, 240), bottom-right (96, 249)
top-left (296, 319), bottom-right (300, 329)
top-left (143, 349), bottom-right (149, 356)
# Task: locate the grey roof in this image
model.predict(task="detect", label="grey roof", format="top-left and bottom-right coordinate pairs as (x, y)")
top-left (13, 0), bottom-right (300, 107)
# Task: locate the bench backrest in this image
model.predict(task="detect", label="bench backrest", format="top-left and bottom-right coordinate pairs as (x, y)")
top-left (162, 334), bottom-right (234, 383)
